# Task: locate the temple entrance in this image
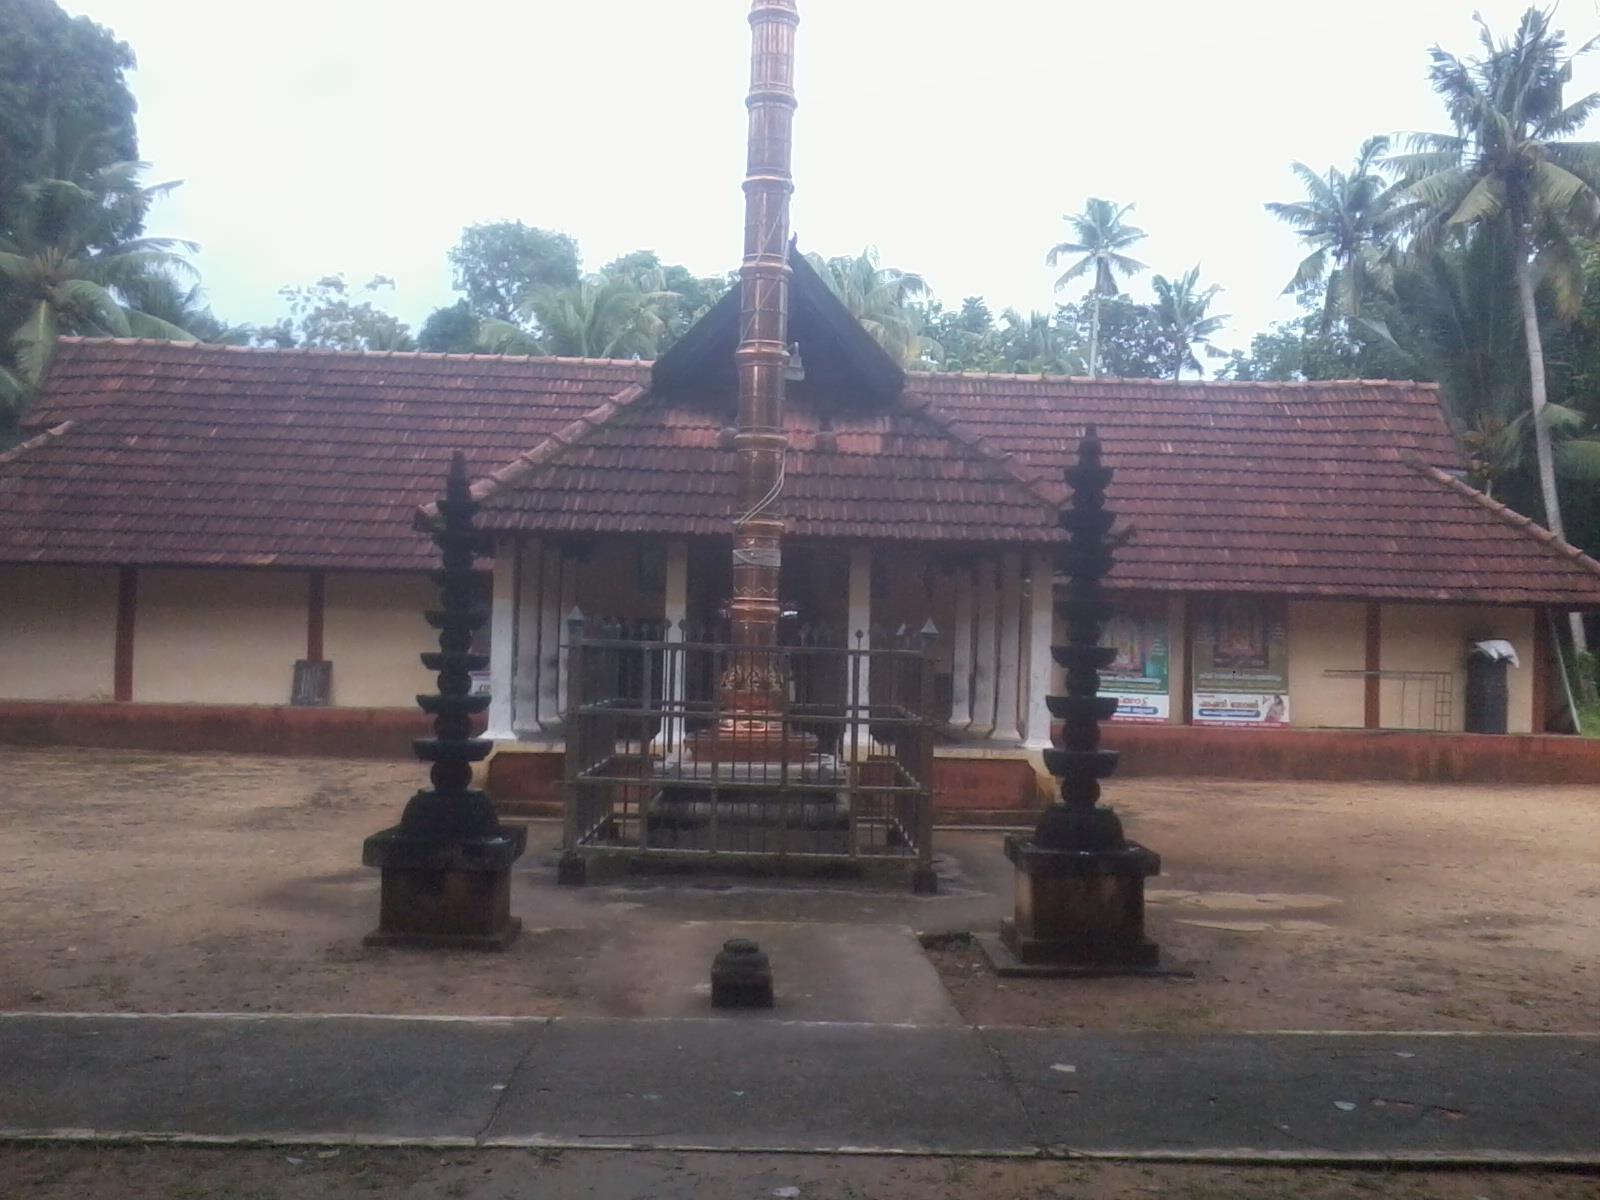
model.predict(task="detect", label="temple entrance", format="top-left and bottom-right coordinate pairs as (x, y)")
top-left (559, 618), bottom-right (937, 891)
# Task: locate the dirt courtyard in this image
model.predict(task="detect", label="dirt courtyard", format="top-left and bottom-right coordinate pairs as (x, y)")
top-left (0, 746), bottom-right (1596, 1031)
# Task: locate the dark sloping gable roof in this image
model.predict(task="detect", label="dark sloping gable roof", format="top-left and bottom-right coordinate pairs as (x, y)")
top-left (0, 338), bottom-right (649, 570)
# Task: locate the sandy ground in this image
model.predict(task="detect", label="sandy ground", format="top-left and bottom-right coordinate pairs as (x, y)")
top-left (929, 777), bottom-right (1600, 1033)
top-left (1, 1146), bottom-right (1597, 1200)
top-left (0, 748), bottom-right (1597, 1031)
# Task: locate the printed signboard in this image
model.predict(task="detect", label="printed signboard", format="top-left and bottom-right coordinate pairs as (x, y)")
top-left (1103, 599), bottom-right (1170, 723)
top-left (1191, 597), bottom-right (1290, 727)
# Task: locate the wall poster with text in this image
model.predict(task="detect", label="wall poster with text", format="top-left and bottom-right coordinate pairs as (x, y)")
top-left (1192, 596), bottom-right (1290, 727)
top-left (1103, 598), bottom-right (1170, 723)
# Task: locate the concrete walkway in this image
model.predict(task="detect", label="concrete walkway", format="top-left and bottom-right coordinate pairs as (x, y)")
top-left (1, 1013), bottom-right (1595, 1164)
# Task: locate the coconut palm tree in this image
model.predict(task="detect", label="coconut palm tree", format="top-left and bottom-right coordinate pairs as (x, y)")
top-left (1386, 7), bottom-right (1600, 650)
top-left (510, 268), bottom-right (675, 359)
top-left (1046, 199), bottom-right (1148, 377)
top-left (990, 309), bottom-right (1085, 375)
top-left (116, 271), bottom-right (251, 345)
top-left (805, 249), bottom-right (937, 368)
top-left (0, 125), bottom-right (197, 415)
top-left (1151, 267), bottom-right (1229, 379)
top-left (1266, 136), bottom-right (1403, 325)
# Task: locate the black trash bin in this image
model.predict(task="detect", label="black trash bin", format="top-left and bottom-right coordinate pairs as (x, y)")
top-left (1464, 645), bottom-right (1511, 734)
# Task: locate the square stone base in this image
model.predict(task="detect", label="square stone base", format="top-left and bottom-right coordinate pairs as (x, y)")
top-left (978, 930), bottom-right (1184, 978)
top-left (999, 835), bottom-right (1162, 972)
top-left (362, 825), bottom-right (526, 950)
top-left (365, 865), bottom-right (521, 950)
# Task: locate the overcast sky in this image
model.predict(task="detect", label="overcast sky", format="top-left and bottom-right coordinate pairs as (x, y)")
top-left (67, 0), bottom-right (1600, 356)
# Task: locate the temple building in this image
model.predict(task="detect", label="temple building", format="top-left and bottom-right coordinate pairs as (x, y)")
top-left (4, 0), bottom-right (1600, 810)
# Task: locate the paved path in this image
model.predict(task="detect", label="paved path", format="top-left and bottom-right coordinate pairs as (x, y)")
top-left (1, 1014), bottom-right (1595, 1164)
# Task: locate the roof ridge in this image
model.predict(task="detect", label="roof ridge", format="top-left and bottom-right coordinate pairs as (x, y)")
top-left (418, 382), bottom-right (653, 523)
top-left (0, 420), bottom-right (74, 468)
top-left (916, 370), bottom-right (1441, 391)
top-left (1413, 461), bottom-right (1600, 579)
top-left (897, 392), bottom-right (1068, 511)
top-left (54, 336), bottom-right (656, 369)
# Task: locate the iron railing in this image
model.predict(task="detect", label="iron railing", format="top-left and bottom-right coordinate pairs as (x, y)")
top-left (561, 619), bottom-right (936, 888)
top-left (1323, 668), bottom-right (1456, 732)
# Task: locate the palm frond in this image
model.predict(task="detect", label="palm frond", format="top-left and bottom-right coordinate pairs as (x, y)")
top-left (12, 301), bottom-right (59, 385)
top-left (1555, 438), bottom-right (1600, 479)
top-left (125, 311), bottom-right (199, 341)
top-left (1447, 175), bottom-right (1506, 224)
top-left (1283, 247), bottom-right (1328, 294)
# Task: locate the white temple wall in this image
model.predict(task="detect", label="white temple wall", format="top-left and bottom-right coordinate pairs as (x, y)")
top-left (1286, 600), bottom-right (1367, 729)
top-left (0, 564), bottom-right (118, 700)
top-left (133, 568), bottom-right (306, 704)
top-left (323, 571), bottom-right (435, 708)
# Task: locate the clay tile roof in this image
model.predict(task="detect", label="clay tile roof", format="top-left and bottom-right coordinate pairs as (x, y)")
top-left (0, 338), bottom-right (650, 570)
top-left (905, 373), bottom-right (1600, 604)
top-left (471, 385), bottom-right (1063, 544)
top-left (4, 338), bottom-right (1599, 605)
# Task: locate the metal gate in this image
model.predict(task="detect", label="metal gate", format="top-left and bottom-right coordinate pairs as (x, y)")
top-left (562, 619), bottom-right (936, 888)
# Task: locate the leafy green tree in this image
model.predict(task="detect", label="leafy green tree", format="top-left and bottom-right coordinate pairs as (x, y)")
top-left (1387, 7), bottom-right (1600, 648)
top-left (259, 274), bottom-right (415, 351)
top-left (418, 299), bottom-right (479, 353)
top-left (1151, 267), bottom-right (1229, 378)
top-left (985, 309), bottom-right (1084, 375)
top-left (1046, 199), bottom-right (1148, 377)
top-left (1220, 314), bottom-right (1382, 382)
top-left (0, 0), bottom-right (138, 231)
top-left (0, 127), bottom-right (196, 420)
top-left (1266, 136), bottom-right (1402, 324)
top-left (920, 296), bottom-right (1000, 371)
top-left (1055, 296), bottom-right (1170, 379)
top-left (448, 222), bottom-right (579, 323)
top-left (600, 250), bottom-right (731, 347)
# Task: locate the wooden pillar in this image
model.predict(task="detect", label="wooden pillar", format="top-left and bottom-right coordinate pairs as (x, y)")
top-left (1532, 605), bottom-right (1551, 734)
top-left (113, 566), bottom-right (137, 703)
top-left (1364, 601), bottom-right (1382, 730)
top-left (305, 570), bottom-right (326, 664)
top-left (1166, 594), bottom-right (1187, 725)
top-left (485, 539), bottom-right (518, 740)
top-left (948, 563), bottom-right (975, 728)
top-left (993, 551), bottom-right (1023, 743)
top-left (655, 541), bottom-right (690, 753)
top-left (970, 558), bottom-right (999, 737)
top-left (1023, 552), bottom-right (1055, 749)
top-left (1181, 594), bottom-right (1197, 725)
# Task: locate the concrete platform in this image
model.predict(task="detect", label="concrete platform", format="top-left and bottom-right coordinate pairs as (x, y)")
top-left (2, 1014), bottom-right (1595, 1164)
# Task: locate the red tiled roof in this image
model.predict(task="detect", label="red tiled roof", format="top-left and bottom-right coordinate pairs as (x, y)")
top-left (0, 338), bottom-right (649, 570)
top-left (3, 337), bottom-right (1599, 606)
top-left (902, 373), bottom-right (1600, 603)
top-left (466, 387), bottom-right (1064, 544)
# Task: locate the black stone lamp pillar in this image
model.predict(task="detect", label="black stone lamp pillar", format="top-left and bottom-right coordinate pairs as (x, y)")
top-left (362, 452), bottom-right (527, 949)
top-left (998, 426), bottom-right (1161, 971)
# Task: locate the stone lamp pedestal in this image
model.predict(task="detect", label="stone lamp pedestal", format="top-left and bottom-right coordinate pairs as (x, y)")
top-left (363, 452), bottom-right (526, 949)
top-left (1001, 836), bottom-right (1160, 968)
top-left (983, 427), bottom-right (1165, 977)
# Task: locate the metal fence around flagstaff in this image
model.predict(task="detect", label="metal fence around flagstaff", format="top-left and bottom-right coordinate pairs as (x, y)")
top-left (561, 618), bottom-right (936, 885)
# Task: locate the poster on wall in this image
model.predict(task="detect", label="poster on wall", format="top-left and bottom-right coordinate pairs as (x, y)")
top-left (1103, 600), bottom-right (1170, 722)
top-left (1192, 597), bottom-right (1291, 727)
